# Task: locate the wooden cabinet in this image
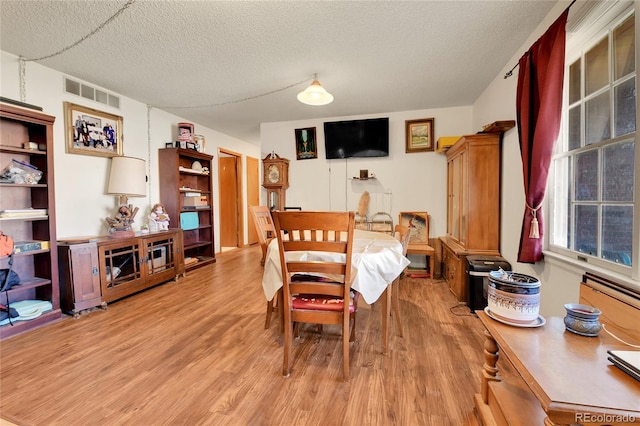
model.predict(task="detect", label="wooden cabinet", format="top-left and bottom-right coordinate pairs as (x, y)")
top-left (159, 148), bottom-right (215, 270)
top-left (441, 242), bottom-right (464, 300)
top-left (58, 242), bottom-right (102, 316)
top-left (58, 230), bottom-right (183, 309)
top-left (98, 230), bottom-right (182, 303)
top-left (0, 103), bottom-right (61, 339)
top-left (441, 125), bottom-right (513, 303)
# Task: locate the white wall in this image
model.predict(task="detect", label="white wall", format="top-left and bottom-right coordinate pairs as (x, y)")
top-left (260, 106), bottom-right (473, 238)
top-left (1, 51), bottom-right (261, 251)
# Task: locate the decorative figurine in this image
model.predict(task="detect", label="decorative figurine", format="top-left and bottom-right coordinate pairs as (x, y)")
top-left (149, 203), bottom-right (170, 231)
top-left (105, 204), bottom-right (139, 236)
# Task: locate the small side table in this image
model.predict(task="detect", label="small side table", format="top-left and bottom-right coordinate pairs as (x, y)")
top-left (406, 243), bottom-right (435, 278)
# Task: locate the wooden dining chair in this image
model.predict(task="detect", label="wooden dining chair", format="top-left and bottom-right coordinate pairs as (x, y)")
top-left (249, 205), bottom-right (276, 266)
top-left (249, 205), bottom-right (278, 329)
top-left (391, 224), bottom-right (410, 337)
top-left (271, 210), bottom-right (358, 381)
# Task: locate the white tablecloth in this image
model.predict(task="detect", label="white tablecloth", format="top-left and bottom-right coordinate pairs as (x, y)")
top-left (262, 229), bottom-right (410, 304)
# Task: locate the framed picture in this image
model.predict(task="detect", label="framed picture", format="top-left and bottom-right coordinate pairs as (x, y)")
top-left (193, 134), bottom-right (205, 152)
top-left (399, 212), bottom-right (429, 244)
top-left (405, 118), bottom-right (435, 153)
top-left (64, 102), bottom-right (123, 157)
top-left (295, 127), bottom-right (317, 160)
top-left (178, 122), bottom-right (194, 143)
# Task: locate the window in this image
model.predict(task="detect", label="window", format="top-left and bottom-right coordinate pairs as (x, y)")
top-left (549, 4), bottom-right (637, 279)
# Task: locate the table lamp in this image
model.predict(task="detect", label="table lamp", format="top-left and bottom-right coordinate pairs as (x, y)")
top-left (105, 156), bottom-right (146, 238)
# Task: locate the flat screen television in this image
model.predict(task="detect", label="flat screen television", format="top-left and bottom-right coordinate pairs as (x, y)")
top-left (323, 117), bottom-right (389, 159)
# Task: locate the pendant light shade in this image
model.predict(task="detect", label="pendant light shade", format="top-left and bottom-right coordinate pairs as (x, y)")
top-left (297, 74), bottom-right (334, 106)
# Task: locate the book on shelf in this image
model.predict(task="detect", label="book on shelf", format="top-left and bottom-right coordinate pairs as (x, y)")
top-left (0, 208), bottom-right (48, 218)
top-left (14, 240), bottom-right (49, 253)
top-left (184, 257), bottom-right (199, 266)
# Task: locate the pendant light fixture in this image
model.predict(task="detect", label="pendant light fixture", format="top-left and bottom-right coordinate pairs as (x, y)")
top-left (297, 73), bottom-right (334, 106)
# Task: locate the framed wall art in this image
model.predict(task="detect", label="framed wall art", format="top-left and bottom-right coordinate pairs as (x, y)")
top-left (193, 134), bottom-right (205, 152)
top-left (178, 122), bottom-right (194, 143)
top-left (64, 102), bottom-right (123, 157)
top-left (295, 127), bottom-right (317, 160)
top-left (405, 118), bottom-right (435, 153)
top-left (399, 211), bottom-right (429, 244)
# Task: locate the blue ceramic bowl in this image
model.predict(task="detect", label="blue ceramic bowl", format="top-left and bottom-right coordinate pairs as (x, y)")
top-left (564, 303), bottom-right (601, 336)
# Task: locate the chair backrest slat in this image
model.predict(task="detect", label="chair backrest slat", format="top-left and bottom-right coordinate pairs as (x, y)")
top-left (272, 211), bottom-right (355, 302)
top-left (249, 205), bottom-right (275, 246)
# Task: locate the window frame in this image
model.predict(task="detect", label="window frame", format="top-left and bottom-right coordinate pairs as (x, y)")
top-left (546, 1), bottom-right (639, 284)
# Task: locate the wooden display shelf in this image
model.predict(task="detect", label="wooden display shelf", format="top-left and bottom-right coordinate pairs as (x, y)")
top-left (0, 102), bottom-right (60, 340)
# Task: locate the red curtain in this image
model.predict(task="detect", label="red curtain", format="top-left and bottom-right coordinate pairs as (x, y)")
top-left (516, 9), bottom-right (569, 263)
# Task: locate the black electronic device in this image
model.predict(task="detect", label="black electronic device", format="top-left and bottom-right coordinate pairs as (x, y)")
top-left (323, 117), bottom-right (389, 159)
top-left (466, 255), bottom-right (512, 312)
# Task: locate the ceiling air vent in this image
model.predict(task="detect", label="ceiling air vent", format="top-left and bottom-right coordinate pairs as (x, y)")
top-left (64, 77), bottom-right (120, 109)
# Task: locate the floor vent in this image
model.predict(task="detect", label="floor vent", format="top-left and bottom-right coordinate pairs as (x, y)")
top-left (64, 77), bottom-right (120, 108)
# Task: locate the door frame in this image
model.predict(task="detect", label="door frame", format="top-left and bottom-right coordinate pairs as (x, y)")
top-left (218, 148), bottom-right (244, 250)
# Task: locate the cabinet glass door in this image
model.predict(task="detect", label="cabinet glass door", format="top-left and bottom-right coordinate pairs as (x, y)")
top-left (102, 243), bottom-right (141, 290)
top-left (145, 236), bottom-right (176, 277)
top-left (450, 155), bottom-right (461, 240)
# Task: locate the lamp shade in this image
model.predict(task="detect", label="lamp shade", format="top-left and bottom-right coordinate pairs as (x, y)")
top-left (297, 76), bottom-right (334, 106)
top-left (107, 156), bottom-right (146, 199)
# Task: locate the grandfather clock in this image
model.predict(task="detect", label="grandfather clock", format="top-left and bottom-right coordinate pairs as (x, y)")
top-left (262, 153), bottom-right (289, 211)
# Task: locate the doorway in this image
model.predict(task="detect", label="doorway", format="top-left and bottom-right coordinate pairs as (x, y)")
top-left (246, 155), bottom-right (260, 246)
top-left (218, 149), bottom-right (243, 251)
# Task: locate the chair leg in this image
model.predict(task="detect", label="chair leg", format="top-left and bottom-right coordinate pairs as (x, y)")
top-left (349, 312), bottom-right (357, 342)
top-left (283, 313), bottom-right (292, 377)
top-left (342, 314), bottom-right (350, 381)
top-left (260, 245), bottom-right (267, 266)
top-left (264, 299), bottom-right (274, 329)
top-left (429, 255), bottom-right (435, 279)
top-left (391, 278), bottom-right (404, 337)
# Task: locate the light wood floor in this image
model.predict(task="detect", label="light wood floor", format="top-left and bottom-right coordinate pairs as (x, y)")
top-left (0, 245), bottom-right (485, 426)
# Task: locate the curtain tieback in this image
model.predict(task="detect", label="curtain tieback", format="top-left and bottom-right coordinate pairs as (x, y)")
top-left (526, 203), bottom-right (541, 239)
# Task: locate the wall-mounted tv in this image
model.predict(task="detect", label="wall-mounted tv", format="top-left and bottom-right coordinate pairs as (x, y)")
top-left (323, 117), bottom-right (389, 159)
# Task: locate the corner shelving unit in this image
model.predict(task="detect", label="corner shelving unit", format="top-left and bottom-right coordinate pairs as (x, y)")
top-left (158, 148), bottom-right (215, 271)
top-left (0, 102), bottom-right (61, 339)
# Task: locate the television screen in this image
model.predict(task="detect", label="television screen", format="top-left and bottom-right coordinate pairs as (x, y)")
top-left (323, 117), bottom-right (389, 159)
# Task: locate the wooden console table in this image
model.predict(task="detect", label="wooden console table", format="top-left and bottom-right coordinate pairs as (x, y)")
top-left (474, 311), bottom-right (640, 425)
top-left (58, 230), bottom-right (184, 315)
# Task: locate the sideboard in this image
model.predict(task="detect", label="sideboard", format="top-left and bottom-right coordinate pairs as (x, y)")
top-left (58, 229), bottom-right (184, 315)
top-left (474, 275), bottom-right (640, 425)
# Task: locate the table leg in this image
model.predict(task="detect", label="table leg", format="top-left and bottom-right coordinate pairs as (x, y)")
top-left (481, 329), bottom-right (500, 404)
top-left (381, 284), bottom-right (391, 355)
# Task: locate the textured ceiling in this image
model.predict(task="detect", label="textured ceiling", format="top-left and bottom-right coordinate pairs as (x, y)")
top-left (0, 0), bottom-right (558, 145)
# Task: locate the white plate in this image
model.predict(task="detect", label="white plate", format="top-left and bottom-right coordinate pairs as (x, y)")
top-left (484, 307), bottom-right (546, 328)
top-left (191, 161), bottom-right (203, 171)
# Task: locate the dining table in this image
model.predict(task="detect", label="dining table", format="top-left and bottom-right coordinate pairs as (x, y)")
top-left (262, 229), bottom-right (411, 354)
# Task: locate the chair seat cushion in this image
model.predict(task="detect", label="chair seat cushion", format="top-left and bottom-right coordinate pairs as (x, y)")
top-left (292, 291), bottom-right (359, 312)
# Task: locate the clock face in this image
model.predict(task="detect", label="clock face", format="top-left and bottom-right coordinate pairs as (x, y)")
top-left (267, 164), bottom-right (280, 183)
